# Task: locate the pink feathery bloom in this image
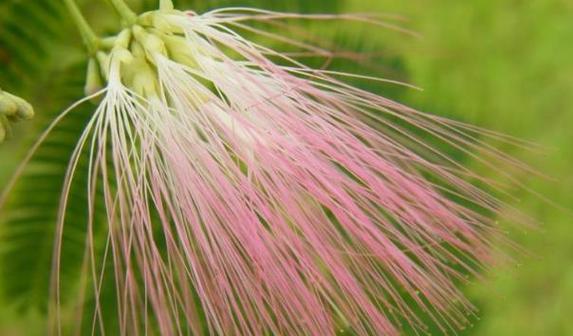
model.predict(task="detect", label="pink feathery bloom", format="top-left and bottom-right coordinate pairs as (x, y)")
top-left (4, 6), bottom-right (532, 336)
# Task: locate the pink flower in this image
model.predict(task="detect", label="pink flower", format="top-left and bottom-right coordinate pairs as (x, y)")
top-left (7, 7), bottom-right (531, 336)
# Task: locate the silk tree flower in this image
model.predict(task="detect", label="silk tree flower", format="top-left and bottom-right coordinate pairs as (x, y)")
top-left (0, 88), bottom-right (34, 142)
top-left (6, 3), bottom-right (531, 336)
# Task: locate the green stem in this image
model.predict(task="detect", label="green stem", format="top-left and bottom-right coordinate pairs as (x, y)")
top-left (62, 0), bottom-right (99, 54)
top-left (106, 0), bottom-right (138, 25)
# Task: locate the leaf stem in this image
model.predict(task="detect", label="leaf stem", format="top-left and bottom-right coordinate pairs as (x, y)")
top-left (106, 0), bottom-right (138, 25)
top-left (62, 0), bottom-right (99, 55)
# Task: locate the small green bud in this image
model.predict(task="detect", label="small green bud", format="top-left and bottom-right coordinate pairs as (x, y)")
top-left (159, 0), bottom-right (174, 11)
top-left (0, 90), bottom-right (34, 142)
top-left (115, 29), bottom-right (132, 50)
top-left (96, 51), bottom-right (112, 81)
top-left (137, 12), bottom-right (155, 27)
top-left (139, 12), bottom-right (184, 35)
top-left (132, 25), bottom-right (167, 63)
top-left (0, 94), bottom-right (19, 118)
top-left (121, 44), bottom-right (160, 98)
top-left (113, 48), bottom-right (135, 66)
top-left (110, 30), bottom-right (135, 68)
top-left (85, 58), bottom-right (104, 97)
top-left (9, 93), bottom-right (34, 120)
top-left (132, 67), bottom-right (160, 98)
top-left (162, 34), bottom-right (198, 68)
top-left (129, 40), bottom-right (147, 60)
top-left (85, 58), bottom-right (105, 104)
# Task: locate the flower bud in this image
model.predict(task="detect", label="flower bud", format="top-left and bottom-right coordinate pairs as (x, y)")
top-left (139, 12), bottom-right (184, 34)
top-left (159, 0), bottom-right (174, 11)
top-left (10, 93), bottom-right (34, 120)
top-left (115, 29), bottom-right (132, 49)
top-left (132, 25), bottom-right (167, 63)
top-left (162, 34), bottom-right (198, 68)
top-left (85, 58), bottom-right (105, 104)
top-left (0, 90), bottom-right (34, 142)
top-left (0, 93), bottom-right (18, 118)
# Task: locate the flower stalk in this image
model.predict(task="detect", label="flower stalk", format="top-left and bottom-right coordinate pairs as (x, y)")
top-left (106, 0), bottom-right (138, 26)
top-left (61, 0), bottom-right (99, 54)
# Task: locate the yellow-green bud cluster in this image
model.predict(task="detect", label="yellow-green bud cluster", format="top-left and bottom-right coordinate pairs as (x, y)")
top-left (0, 89), bottom-right (34, 142)
top-left (85, 9), bottom-right (195, 100)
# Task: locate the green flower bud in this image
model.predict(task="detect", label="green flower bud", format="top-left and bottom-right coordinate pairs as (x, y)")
top-left (0, 93), bottom-right (19, 118)
top-left (0, 90), bottom-right (34, 143)
top-left (115, 29), bottom-right (133, 49)
top-left (132, 25), bottom-right (167, 64)
top-left (162, 34), bottom-right (198, 68)
top-left (121, 42), bottom-right (160, 98)
top-left (85, 58), bottom-right (104, 97)
top-left (159, 0), bottom-right (174, 11)
top-left (9, 93), bottom-right (34, 120)
top-left (139, 12), bottom-right (184, 35)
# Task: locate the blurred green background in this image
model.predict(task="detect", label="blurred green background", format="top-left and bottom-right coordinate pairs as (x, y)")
top-left (0, 0), bottom-right (571, 335)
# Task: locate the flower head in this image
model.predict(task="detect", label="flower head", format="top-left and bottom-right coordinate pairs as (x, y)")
top-left (0, 88), bottom-right (34, 143)
top-left (37, 5), bottom-right (528, 336)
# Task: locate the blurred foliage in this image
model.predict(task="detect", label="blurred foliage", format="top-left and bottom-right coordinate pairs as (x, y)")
top-left (0, 0), bottom-right (571, 335)
top-left (346, 1), bottom-right (573, 335)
